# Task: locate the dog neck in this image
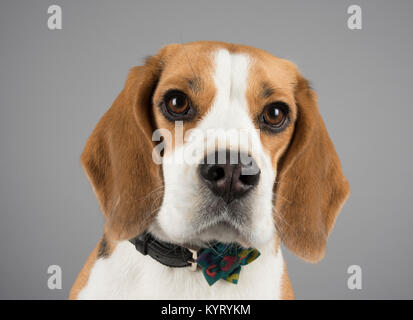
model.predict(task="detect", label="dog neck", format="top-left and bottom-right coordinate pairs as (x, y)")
top-left (75, 234), bottom-right (291, 299)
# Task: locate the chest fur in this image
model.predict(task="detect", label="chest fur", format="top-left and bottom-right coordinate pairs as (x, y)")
top-left (78, 240), bottom-right (285, 299)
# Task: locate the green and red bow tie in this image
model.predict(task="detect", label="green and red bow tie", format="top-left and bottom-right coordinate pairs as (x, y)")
top-left (196, 243), bottom-right (260, 286)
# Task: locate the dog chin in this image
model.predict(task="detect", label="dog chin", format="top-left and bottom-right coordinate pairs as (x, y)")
top-left (149, 219), bottom-right (260, 249)
top-left (186, 222), bottom-right (250, 247)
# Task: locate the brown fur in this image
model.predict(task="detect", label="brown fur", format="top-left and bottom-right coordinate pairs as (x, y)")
top-left (280, 263), bottom-right (294, 300)
top-left (274, 75), bottom-right (350, 262)
top-left (81, 61), bottom-right (163, 241)
top-left (69, 244), bottom-right (98, 299)
top-left (72, 41), bottom-right (349, 298)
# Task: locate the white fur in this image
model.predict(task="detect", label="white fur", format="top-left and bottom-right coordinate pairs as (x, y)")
top-left (78, 239), bottom-right (284, 300)
top-left (152, 49), bottom-right (276, 248)
top-left (78, 49), bottom-right (283, 299)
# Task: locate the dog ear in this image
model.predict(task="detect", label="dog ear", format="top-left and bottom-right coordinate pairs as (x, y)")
top-left (81, 46), bottom-right (177, 241)
top-left (274, 74), bottom-right (350, 262)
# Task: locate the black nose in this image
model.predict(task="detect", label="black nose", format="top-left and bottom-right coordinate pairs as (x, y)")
top-left (199, 150), bottom-right (261, 203)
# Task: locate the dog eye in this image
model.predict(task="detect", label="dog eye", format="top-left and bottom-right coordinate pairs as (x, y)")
top-left (260, 102), bottom-right (289, 131)
top-left (163, 91), bottom-right (191, 117)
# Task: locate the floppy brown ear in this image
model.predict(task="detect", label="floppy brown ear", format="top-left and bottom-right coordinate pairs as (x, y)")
top-left (274, 74), bottom-right (350, 262)
top-left (81, 51), bottom-right (169, 241)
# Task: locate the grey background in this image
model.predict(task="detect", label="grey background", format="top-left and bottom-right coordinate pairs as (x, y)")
top-left (0, 0), bottom-right (412, 299)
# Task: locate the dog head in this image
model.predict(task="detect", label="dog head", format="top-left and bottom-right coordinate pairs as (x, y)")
top-left (81, 41), bottom-right (349, 262)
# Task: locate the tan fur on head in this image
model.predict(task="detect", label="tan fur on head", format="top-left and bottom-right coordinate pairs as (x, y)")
top-left (274, 74), bottom-right (350, 262)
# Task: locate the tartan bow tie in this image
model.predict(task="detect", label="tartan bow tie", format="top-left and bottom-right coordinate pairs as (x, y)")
top-left (196, 243), bottom-right (260, 286)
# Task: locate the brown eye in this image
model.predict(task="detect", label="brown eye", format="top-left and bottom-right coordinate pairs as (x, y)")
top-left (160, 90), bottom-right (196, 121)
top-left (260, 102), bottom-right (289, 131)
top-left (165, 91), bottom-right (190, 115)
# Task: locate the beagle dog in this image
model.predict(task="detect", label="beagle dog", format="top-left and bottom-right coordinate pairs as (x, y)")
top-left (70, 41), bottom-right (349, 300)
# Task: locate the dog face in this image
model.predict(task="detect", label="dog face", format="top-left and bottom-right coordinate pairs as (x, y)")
top-left (149, 44), bottom-right (298, 248)
top-left (81, 42), bottom-right (349, 262)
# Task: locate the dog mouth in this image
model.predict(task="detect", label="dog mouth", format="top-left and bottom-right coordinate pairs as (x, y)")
top-left (188, 220), bottom-right (252, 248)
top-left (150, 210), bottom-right (252, 249)
top-left (186, 196), bottom-right (254, 248)
top-left (149, 189), bottom-right (258, 249)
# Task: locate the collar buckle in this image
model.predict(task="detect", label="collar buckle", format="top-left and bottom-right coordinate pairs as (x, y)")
top-left (188, 249), bottom-right (198, 271)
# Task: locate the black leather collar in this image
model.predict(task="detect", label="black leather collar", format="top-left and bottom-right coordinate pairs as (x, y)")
top-left (129, 232), bottom-right (196, 268)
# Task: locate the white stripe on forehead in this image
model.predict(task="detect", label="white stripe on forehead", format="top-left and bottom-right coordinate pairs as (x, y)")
top-left (200, 49), bottom-right (253, 130)
top-left (213, 49), bottom-right (249, 105)
top-left (189, 48), bottom-right (267, 167)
